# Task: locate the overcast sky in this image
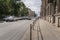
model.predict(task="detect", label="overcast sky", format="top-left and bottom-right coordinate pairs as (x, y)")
top-left (22, 0), bottom-right (42, 16)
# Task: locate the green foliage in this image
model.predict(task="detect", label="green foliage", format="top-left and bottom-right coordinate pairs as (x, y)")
top-left (0, 0), bottom-right (28, 19)
top-left (19, 2), bottom-right (28, 16)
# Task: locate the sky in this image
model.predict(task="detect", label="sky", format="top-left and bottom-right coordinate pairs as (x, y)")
top-left (21, 0), bottom-right (42, 16)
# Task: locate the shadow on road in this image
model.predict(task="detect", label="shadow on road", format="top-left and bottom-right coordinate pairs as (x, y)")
top-left (0, 19), bottom-right (4, 23)
top-left (0, 21), bottom-right (4, 23)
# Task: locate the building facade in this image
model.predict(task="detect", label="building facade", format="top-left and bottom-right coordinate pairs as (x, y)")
top-left (28, 9), bottom-right (35, 17)
top-left (40, 0), bottom-right (60, 27)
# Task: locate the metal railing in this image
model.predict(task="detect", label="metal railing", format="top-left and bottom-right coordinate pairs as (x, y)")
top-left (30, 18), bottom-right (38, 40)
top-left (30, 18), bottom-right (44, 40)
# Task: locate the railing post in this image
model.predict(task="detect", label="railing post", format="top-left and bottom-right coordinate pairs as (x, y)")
top-left (30, 19), bottom-right (38, 40)
top-left (33, 22), bottom-right (35, 30)
top-left (30, 24), bottom-right (32, 40)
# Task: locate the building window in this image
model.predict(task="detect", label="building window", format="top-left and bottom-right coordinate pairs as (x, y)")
top-left (53, 0), bottom-right (56, 13)
top-left (48, 0), bottom-right (53, 3)
top-left (59, 0), bottom-right (60, 12)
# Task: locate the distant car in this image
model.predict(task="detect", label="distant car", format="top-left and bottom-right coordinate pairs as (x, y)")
top-left (20, 17), bottom-right (31, 20)
top-left (26, 17), bottom-right (31, 20)
top-left (3, 16), bottom-right (15, 22)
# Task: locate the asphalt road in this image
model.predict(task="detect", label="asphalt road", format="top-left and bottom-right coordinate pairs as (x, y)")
top-left (0, 20), bottom-right (33, 40)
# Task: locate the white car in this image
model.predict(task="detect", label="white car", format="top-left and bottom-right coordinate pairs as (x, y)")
top-left (3, 16), bottom-right (15, 22)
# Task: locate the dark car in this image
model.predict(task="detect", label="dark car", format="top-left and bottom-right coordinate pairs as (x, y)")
top-left (20, 17), bottom-right (31, 20)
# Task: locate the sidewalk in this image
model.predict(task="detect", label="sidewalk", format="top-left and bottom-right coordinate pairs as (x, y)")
top-left (32, 19), bottom-right (42, 40)
top-left (38, 19), bottom-right (60, 40)
top-left (21, 19), bottom-right (60, 40)
top-left (20, 20), bottom-right (42, 40)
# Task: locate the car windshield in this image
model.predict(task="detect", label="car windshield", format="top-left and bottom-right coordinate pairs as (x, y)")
top-left (8, 16), bottom-right (13, 18)
top-left (5, 16), bottom-right (14, 19)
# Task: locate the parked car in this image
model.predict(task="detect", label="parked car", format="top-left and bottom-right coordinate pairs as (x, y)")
top-left (3, 16), bottom-right (15, 22)
top-left (20, 17), bottom-right (31, 20)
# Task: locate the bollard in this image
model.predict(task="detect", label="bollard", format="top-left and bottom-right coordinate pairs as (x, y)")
top-left (30, 24), bottom-right (32, 40)
top-left (33, 19), bottom-right (37, 30)
top-left (33, 22), bottom-right (35, 30)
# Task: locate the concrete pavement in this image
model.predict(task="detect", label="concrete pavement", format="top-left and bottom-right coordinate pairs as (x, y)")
top-left (39, 19), bottom-right (60, 40)
top-left (32, 19), bottom-right (60, 40)
top-left (28, 19), bottom-right (60, 40)
top-left (0, 20), bottom-right (32, 40)
top-left (1, 19), bottom-right (60, 40)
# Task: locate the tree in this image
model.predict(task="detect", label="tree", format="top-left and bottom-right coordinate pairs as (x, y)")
top-left (19, 2), bottom-right (28, 16)
top-left (0, 0), bottom-right (7, 19)
top-left (0, 0), bottom-right (29, 19)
